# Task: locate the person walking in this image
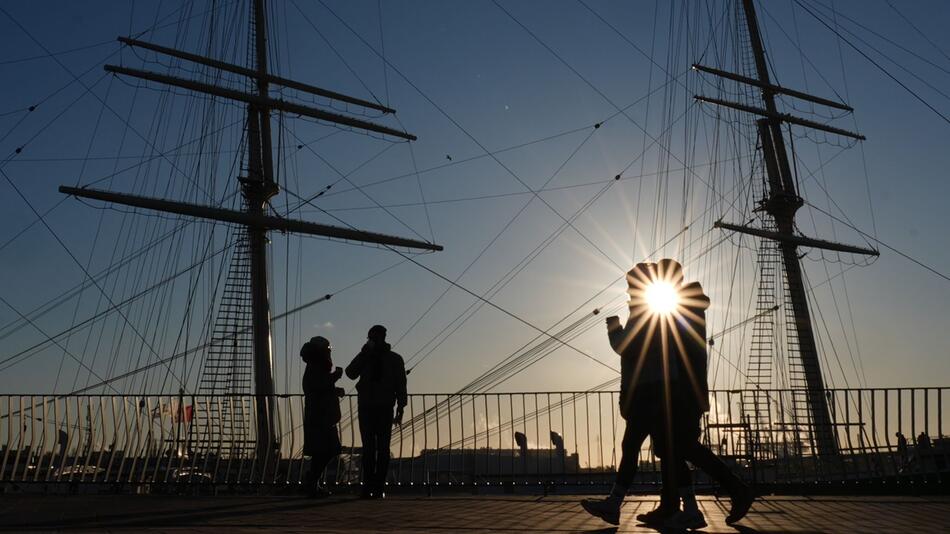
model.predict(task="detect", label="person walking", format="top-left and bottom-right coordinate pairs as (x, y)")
top-left (581, 259), bottom-right (753, 528)
top-left (657, 266), bottom-right (754, 527)
top-left (580, 261), bottom-right (684, 526)
top-left (346, 325), bottom-right (407, 499)
top-left (301, 336), bottom-right (344, 497)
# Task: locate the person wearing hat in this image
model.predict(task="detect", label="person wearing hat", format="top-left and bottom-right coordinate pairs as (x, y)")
top-left (345, 324), bottom-right (407, 498)
top-left (301, 336), bottom-right (344, 497)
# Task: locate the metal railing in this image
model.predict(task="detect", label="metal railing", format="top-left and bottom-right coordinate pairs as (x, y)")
top-left (1, 388), bottom-right (947, 491)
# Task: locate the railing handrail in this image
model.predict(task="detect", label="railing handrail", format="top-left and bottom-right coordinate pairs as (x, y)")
top-left (4, 386), bottom-right (948, 397)
top-left (2, 387), bottom-right (947, 490)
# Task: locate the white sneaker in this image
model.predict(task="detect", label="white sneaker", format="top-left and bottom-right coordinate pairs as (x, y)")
top-left (663, 509), bottom-right (707, 530)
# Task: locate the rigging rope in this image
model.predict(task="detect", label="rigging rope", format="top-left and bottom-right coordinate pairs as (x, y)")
top-left (791, 0), bottom-right (950, 126)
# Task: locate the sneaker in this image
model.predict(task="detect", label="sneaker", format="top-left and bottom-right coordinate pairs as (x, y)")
top-left (726, 483), bottom-right (754, 524)
top-left (635, 506), bottom-right (677, 525)
top-left (664, 509), bottom-right (707, 530)
top-left (581, 498), bottom-right (621, 526)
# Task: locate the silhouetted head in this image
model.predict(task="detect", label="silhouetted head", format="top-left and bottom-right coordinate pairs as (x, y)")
top-left (626, 262), bottom-right (656, 291)
top-left (626, 259), bottom-right (685, 289)
top-left (309, 336), bottom-right (331, 353)
top-left (627, 260), bottom-right (690, 315)
top-left (656, 258), bottom-right (685, 287)
top-left (300, 336), bottom-right (332, 369)
top-left (367, 324), bottom-right (387, 344)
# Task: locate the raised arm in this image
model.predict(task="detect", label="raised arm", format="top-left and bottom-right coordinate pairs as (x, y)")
top-left (607, 307), bottom-right (649, 357)
top-left (607, 322), bottom-right (627, 355)
top-left (345, 350), bottom-right (366, 380)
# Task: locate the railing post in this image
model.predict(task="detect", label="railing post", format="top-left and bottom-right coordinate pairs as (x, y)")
top-left (26, 396), bottom-right (38, 483)
top-left (925, 388), bottom-right (931, 444)
top-left (2, 397), bottom-right (12, 483)
top-left (11, 396), bottom-right (24, 484)
top-left (939, 389), bottom-right (944, 441)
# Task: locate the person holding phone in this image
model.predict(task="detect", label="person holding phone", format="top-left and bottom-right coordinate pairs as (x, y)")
top-left (346, 325), bottom-right (407, 499)
top-left (301, 336), bottom-right (345, 498)
top-left (582, 262), bottom-right (681, 525)
top-left (582, 261), bottom-right (753, 528)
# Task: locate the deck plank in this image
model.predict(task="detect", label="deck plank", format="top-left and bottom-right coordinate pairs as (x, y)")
top-left (1, 494), bottom-right (948, 532)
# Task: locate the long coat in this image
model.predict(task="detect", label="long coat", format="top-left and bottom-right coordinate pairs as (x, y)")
top-left (302, 363), bottom-right (342, 457)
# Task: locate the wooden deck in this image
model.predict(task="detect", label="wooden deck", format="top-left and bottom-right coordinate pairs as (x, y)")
top-left (1, 493), bottom-right (948, 532)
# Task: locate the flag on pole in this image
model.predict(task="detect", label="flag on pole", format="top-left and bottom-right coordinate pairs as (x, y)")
top-left (151, 400), bottom-right (194, 422)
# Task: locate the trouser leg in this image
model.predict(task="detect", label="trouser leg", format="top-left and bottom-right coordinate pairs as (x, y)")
top-left (652, 427), bottom-right (686, 511)
top-left (676, 457), bottom-right (693, 494)
top-left (615, 417), bottom-right (651, 489)
top-left (653, 382), bottom-right (680, 511)
top-left (374, 406), bottom-right (393, 489)
top-left (311, 449), bottom-right (335, 483)
top-left (681, 439), bottom-right (742, 492)
top-left (677, 459), bottom-right (693, 487)
top-left (358, 405), bottom-right (377, 486)
top-left (659, 451), bottom-right (681, 510)
top-left (657, 417), bottom-right (693, 488)
top-left (671, 404), bottom-right (742, 495)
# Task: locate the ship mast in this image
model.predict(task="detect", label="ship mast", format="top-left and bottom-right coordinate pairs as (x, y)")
top-left (247, 0), bottom-right (278, 457)
top-left (694, 0), bottom-right (878, 455)
top-left (60, 0), bottom-right (442, 457)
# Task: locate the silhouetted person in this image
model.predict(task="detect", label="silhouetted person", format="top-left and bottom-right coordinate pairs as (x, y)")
top-left (655, 263), bottom-right (753, 527)
top-left (301, 336), bottom-right (344, 497)
top-left (915, 431), bottom-right (934, 472)
top-left (581, 261), bottom-right (686, 526)
top-left (581, 260), bottom-right (752, 529)
top-left (634, 259), bottom-right (705, 528)
top-left (346, 325), bottom-right (407, 498)
top-left (896, 432), bottom-right (908, 469)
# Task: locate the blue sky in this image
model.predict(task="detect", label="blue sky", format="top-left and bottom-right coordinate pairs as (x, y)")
top-left (0, 0), bottom-right (948, 396)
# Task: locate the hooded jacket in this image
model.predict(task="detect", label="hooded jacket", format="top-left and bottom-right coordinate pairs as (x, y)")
top-left (345, 342), bottom-right (408, 408)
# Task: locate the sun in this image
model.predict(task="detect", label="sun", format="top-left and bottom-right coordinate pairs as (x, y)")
top-left (644, 281), bottom-right (679, 315)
